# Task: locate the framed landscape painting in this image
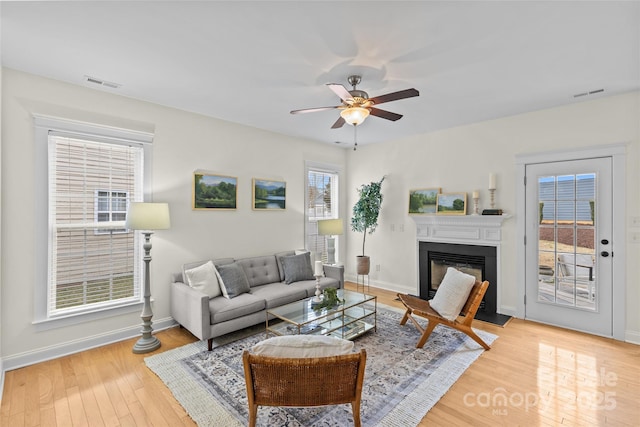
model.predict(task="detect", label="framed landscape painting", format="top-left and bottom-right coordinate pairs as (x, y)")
top-left (253, 178), bottom-right (286, 210)
top-left (436, 192), bottom-right (467, 215)
top-left (193, 172), bottom-right (237, 210)
top-left (408, 188), bottom-right (441, 214)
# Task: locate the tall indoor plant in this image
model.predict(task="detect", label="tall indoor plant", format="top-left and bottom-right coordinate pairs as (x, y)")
top-left (351, 177), bottom-right (385, 275)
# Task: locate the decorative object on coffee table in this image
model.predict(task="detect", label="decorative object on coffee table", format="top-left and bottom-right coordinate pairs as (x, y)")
top-left (351, 177), bottom-right (385, 275)
top-left (126, 202), bottom-right (171, 354)
top-left (313, 261), bottom-right (323, 302)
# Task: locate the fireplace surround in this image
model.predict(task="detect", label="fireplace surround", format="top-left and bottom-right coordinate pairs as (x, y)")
top-left (411, 214), bottom-right (511, 324)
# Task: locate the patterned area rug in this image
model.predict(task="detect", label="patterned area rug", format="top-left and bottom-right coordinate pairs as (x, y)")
top-left (146, 305), bottom-right (497, 426)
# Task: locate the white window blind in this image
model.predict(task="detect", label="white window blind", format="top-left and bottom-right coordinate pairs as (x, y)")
top-left (48, 134), bottom-right (144, 316)
top-left (306, 167), bottom-right (339, 262)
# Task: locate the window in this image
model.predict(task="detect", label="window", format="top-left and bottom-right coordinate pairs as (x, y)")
top-left (305, 163), bottom-right (340, 263)
top-left (95, 190), bottom-right (129, 234)
top-left (34, 115), bottom-right (152, 324)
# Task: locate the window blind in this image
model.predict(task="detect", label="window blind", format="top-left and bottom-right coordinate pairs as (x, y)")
top-left (48, 134), bottom-right (144, 316)
top-left (306, 168), bottom-right (339, 262)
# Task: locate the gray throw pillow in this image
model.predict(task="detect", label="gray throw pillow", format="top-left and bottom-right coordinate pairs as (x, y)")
top-left (216, 263), bottom-right (250, 299)
top-left (281, 252), bottom-right (315, 284)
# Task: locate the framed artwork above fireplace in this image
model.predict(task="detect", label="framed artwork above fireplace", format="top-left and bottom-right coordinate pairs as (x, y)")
top-left (436, 192), bottom-right (467, 215)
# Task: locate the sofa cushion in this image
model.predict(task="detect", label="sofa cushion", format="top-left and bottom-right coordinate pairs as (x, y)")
top-left (183, 260), bottom-right (222, 298)
top-left (281, 252), bottom-right (315, 284)
top-left (209, 292), bottom-right (265, 324)
top-left (251, 335), bottom-right (354, 358)
top-left (216, 263), bottom-right (251, 298)
top-left (430, 267), bottom-right (476, 321)
top-left (250, 283), bottom-right (308, 308)
top-left (275, 250), bottom-right (295, 280)
top-left (236, 255), bottom-right (281, 287)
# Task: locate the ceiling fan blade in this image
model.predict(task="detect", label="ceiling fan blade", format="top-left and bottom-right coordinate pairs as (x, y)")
top-left (331, 116), bottom-right (346, 129)
top-left (326, 83), bottom-right (353, 102)
top-left (368, 88), bottom-right (419, 105)
top-left (369, 107), bottom-right (403, 121)
top-left (290, 106), bottom-right (341, 114)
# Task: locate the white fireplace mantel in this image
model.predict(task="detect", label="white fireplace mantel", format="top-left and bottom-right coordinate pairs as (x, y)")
top-left (411, 214), bottom-right (511, 245)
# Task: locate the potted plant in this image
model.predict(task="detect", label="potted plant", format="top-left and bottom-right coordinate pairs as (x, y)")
top-left (313, 287), bottom-right (345, 310)
top-left (351, 177), bottom-right (385, 275)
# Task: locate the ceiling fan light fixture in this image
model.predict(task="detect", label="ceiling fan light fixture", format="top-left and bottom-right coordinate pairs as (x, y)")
top-left (340, 106), bottom-right (370, 126)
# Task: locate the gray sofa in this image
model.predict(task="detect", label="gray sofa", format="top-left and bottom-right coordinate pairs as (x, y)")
top-left (170, 250), bottom-right (344, 350)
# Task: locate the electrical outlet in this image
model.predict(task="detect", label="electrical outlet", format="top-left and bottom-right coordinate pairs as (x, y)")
top-left (399, 223), bottom-right (404, 232)
top-left (632, 217), bottom-right (640, 227)
top-left (390, 224), bottom-right (395, 232)
top-left (376, 264), bottom-right (381, 272)
top-left (631, 232), bottom-right (640, 244)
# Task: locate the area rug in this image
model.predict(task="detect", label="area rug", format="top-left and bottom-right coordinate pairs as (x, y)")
top-left (146, 305), bottom-right (497, 426)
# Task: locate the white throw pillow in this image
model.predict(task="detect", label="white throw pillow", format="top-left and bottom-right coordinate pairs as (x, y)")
top-left (251, 335), bottom-right (354, 358)
top-left (430, 267), bottom-right (476, 321)
top-left (184, 260), bottom-right (222, 298)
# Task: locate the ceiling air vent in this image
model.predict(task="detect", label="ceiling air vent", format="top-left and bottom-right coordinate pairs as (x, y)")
top-left (84, 75), bottom-right (121, 89)
top-left (573, 88), bottom-right (604, 98)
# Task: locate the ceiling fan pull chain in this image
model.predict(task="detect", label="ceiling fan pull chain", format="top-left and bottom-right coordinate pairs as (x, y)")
top-left (353, 125), bottom-right (358, 151)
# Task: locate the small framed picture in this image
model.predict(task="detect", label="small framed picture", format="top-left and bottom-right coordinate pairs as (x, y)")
top-left (253, 178), bottom-right (286, 210)
top-left (408, 188), bottom-right (441, 214)
top-left (436, 193), bottom-right (467, 215)
top-left (193, 172), bottom-right (237, 210)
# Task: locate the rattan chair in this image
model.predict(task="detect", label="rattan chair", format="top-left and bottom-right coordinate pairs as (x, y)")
top-left (397, 280), bottom-right (491, 350)
top-left (242, 349), bottom-right (367, 427)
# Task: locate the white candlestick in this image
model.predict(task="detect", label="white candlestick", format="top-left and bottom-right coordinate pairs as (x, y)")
top-left (472, 190), bottom-right (479, 199)
top-left (314, 260), bottom-right (323, 276)
top-left (489, 173), bottom-right (496, 190)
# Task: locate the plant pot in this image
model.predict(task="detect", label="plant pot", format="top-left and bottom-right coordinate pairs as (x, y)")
top-left (356, 255), bottom-right (370, 275)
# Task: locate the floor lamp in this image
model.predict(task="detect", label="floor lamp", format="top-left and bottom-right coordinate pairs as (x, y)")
top-left (126, 202), bottom-right (171, 354)
top-left (317, 218), bottom-right (344, 265)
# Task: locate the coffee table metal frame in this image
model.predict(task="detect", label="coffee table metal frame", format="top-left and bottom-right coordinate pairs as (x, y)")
top-left (266, 289), bottom-right (377, 340)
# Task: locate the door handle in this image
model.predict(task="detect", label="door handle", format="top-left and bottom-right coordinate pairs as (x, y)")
top-left (600, 251), bottom-right (610, 257)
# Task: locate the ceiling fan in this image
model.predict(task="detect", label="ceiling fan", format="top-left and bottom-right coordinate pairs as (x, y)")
top-left (290, 75), bottom-right (420, 129)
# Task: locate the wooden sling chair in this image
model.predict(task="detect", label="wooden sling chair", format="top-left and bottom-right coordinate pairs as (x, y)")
top-left (397, 279), bottom-right (491, 350)
top-left (242, 349), bottom-right (367, 427)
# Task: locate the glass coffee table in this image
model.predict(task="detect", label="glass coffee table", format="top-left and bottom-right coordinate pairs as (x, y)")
top-left (266, 289), bottom-right (377, 340)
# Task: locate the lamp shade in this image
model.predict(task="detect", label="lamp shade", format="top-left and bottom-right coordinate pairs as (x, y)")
top-left (340, 107), bottom-right (370, 126)
top-left (126, 202), bottom-right (171, 230)
top-left (317, 218), bottom-right (344, 236)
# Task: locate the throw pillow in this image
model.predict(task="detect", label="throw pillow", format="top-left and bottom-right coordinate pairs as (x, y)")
top-left (251, 335), bottom-right (354, 358)
top-left (430, 267), bottom-right (476, 321)
top-left (281, 252), bottom-right (315, 284)
top-left (216, 263), bottom-right (250, 299)
top-left (183, 260), bottom-right (222, 298)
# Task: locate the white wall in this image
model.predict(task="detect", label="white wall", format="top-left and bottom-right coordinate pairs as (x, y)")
top-left (2, 67), bottom-right (638, 369)
top-left (0, 68), bottom-right (347, 366)
top-left (343, 91), bottom-right (640, 342)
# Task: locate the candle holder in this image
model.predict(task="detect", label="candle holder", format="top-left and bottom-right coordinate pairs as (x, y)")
top-left (472, 196), bottom-right (480, 215)
top-left (313, 275), bottom-right (323, 302)
top-left (489, 188), bottom-right (496, 209)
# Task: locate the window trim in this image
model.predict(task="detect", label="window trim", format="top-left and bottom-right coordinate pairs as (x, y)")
top-left (34, 114), bottom-right (153, 329)
top-left (305, 161), bottom-right (342, 263)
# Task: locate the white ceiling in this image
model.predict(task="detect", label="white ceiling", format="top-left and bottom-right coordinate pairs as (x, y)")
top-left (2, 1), bottom-right (639, 148)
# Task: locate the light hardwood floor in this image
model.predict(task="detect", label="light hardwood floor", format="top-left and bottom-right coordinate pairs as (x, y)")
top-left (2, 282), bottom-right (638, 426)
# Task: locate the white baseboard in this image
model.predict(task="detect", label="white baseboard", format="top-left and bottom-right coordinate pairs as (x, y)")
top-left (498, 305), bottom-right (517, 317)
top-left (344, 274), bottom-right (416, 296)
top-left (624, 329), bottom-right (640, 345)
top-left (2, 317), bottom-right (177, 372)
